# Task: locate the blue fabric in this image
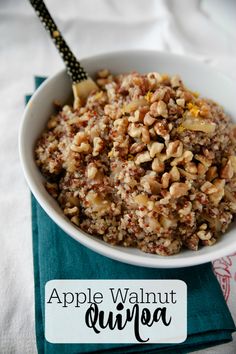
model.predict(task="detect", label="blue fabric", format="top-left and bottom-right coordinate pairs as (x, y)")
top-left (28, 77), bottom-right (236, 354)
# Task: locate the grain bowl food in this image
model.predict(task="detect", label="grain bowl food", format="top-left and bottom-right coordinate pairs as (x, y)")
top-left (35, 70), bottom-right (236, 256)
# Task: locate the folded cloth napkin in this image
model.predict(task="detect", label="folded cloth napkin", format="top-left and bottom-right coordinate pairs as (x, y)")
top-left (28, 77), bottom-right (236, 354)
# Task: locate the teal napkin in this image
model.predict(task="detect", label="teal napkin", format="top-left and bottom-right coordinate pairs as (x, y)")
top-left (28, 77), bottom-right (236, 354)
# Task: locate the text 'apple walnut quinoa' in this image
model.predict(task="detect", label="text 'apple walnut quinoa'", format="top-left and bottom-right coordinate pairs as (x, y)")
top-left (35, 70), bottom-right (236, 256)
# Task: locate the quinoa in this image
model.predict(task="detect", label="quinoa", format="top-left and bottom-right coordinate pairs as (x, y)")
top-left (35, 70), bottom-right (236, 256)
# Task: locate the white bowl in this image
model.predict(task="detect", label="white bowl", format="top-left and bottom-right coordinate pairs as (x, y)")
top-left (19, 50), bottom-right (236, 268)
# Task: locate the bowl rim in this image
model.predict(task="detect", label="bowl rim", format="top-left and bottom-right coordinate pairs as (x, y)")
top-left (19, 49), bottom-right (236, 268)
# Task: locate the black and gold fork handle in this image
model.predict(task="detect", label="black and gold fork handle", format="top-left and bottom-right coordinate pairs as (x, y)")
top-left (29, 0), bottom-right (98, 107)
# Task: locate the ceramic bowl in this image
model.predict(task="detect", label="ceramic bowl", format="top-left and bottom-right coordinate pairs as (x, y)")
top-left (19, 50), bottom-right (236, 268)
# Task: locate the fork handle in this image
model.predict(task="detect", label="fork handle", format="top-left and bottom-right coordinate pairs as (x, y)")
top-left (29, 0), bottom-right (88, 83)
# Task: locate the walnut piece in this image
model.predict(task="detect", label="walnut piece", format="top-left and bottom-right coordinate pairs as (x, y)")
top-left (130, 142), bottom-right (146, 154)
top-left (144, 113), bottom-right (156, 126)
top-left (148, 142), bottom-right (164, 158)
top-left (200, 181), bottom-right (218, 194)
top-left (152, 157), bottom-right (165, 172)
top-left (220, 160), bottom-right (234, 179)
top-left (161, 172), bottom-right (170, 189)
top-left (209, 179), bottom-right (225, 205)
top-left (169, 182), bottom-right (189, 198)
top-left (171, 150), bottom-right (193, 166)
top-left (87, 163), bottom-right (98, 179)
top-left (135, 151), bottom-right (151, 165)
top-left (128, 123), bottom-right (142, 138)
top-left (93, 137), bottom-right (104, 156)
top-left (166, 140), bottom-right (183, 158)
top-left (150, 101), bottom-right (168, 118)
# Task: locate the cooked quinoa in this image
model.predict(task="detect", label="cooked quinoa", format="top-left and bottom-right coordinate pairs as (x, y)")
top-left (35, 70), bottom-right (236, 256)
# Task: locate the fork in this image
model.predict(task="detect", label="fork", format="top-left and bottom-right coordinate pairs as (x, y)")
top-left (29, 0), bottom-right (98, 108)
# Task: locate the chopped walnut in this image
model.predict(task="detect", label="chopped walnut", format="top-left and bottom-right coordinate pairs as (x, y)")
top-left (199, 223), bottom-right (207, 230)
top-left (169, 166), bottom-right (180, 182)
top-left (152, 157), bottom-right (165, 172)
top-left (135, 151), bottom-right (151, 165)
top-left (143, 113), bottom-right (156, 126)
top-left (141, 126), bottom-right (150, 144)
top-left (171, 75), bottom-right (182, 88)
top-left (166, 140), bottom-right (183, 158)
top-left (128, 110), bottom-right (143, 123)
top-left (178, 201), bottom-right (192, 217)
top-left (185, 162), bottom-right (198, 175)
top-left (220, 160), bottom-right (234, 179)
top-left (124, 99), bottom-right (147, 113)
top-left (140, 174), bottom-right (161, 194)
top-left (229, 156), bottom-right (236, 173)
top-left (148, 142), bottom-right (164, 158)
top-left (71, 142), bottom-right (91, 153)
top-left (64, 206), bottom-right (79, 217)
top-left (71, 215), bottom-right (80, 226)
top-left (150, 102), bottom-right (159, 117)
top-left (197, 163), bottom-right (208, 176)
top-left (157, 100), bottom-right (168, 118)
top-left (130, 142), bottom-right (146, 154)
top-left (161, 172), bottom-right (170, 189)
top-left (114, 117), bottom-right (128, 135)
top-left (150, 86), bottom-right (171, 103)
top-left (86, 191), bottom-right (111, 214)
top-left (195, 154), bottom-right (212, 168)
top-left (154, 121), bottom-right (169, 137)
top-left (150, 101), bottom-right (168, 118)
top-left (93, 137), bottom-right (104, 156)
top-left (73, 131), bottom-right (87, 146)
top-left (209, 179), bottom-right (225, 205)
top-left (171, 150), bottom-right (193, 166)
top-left (197, 230), bottom-right (212, 241)
top-left (169, 182), bottom-right (189, 198)
top-left (87, 163), bottom-right (98, 179)
top-left (178, 168), bottom-right (197, 181)
top-left (200, 181), bottom-right (218, 194)
top-left (176, 98), bottom-right (185, 107)
top-left (202, 238), bottom-right (216, 246)
top-left (147, 72), bottom-right (162, 89)
top-left (128, 123), bottom-right (142, 138)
